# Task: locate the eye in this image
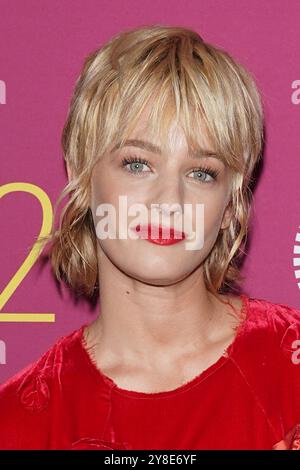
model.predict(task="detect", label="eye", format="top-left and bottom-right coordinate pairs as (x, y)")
top-left (188, 166), bottom-right (220, 183)
top-left (121, 155), bottom-right (151, 175)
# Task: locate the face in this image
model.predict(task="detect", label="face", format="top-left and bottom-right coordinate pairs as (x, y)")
top-left (88, 104), bottom-right (233, 286)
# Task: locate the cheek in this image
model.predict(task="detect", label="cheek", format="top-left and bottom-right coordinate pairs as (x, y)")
top-left (204, 199), bottom-right (225, 226)
top-left (91, 168), bottom-right (122, 210)
top-left (191, 186), bottom-right (226, 211)
top-left (90, 177), bottom-right (147, 240)
top-left (195, 193), bottom-right (227, 239)
top-left (91, 164), bottom-right (148, 205)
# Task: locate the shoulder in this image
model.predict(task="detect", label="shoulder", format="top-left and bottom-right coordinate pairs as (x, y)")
top-left (0, 325), bottom-right (83, 411)
top-left (231, 294), bottom-right (300, 385)
top-left (230, 295), bottom-right (300, 440)
top-left (239, 295), bottom-right (300, 368)
top-left (0, 325), bottom-right (84, 449)
top-left (244, 295), bottom-right (300, 352)
top-left (239, 296), bottom-right (300, 411)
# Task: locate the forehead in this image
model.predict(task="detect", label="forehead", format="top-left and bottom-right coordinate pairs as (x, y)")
top-left (115, 111), bottom-right (217, 157)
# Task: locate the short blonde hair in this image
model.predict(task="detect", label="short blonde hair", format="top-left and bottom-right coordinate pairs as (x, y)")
top-left (37, 24), bottom-right (264, 299)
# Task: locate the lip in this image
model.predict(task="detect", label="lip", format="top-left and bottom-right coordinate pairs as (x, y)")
top-left (134, 224), bottom-right (186, 245)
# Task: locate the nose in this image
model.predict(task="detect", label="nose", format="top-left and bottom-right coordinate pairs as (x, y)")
top-left (149, 174), bottom-right (184, 219)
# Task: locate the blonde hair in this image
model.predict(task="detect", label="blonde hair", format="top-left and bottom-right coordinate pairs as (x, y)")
top-left (36, 24), bottom-right (264, 300)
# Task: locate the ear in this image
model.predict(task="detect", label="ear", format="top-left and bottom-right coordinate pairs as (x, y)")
top-left (220, 199), bottom-right (233, 231)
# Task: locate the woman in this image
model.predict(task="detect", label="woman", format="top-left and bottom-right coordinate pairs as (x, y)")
top-left (0, 24), bottom-right (299, 450)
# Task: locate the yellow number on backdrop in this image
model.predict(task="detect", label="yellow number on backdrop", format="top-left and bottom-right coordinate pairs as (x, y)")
top-left (0, 183), bottom-right (55, 322)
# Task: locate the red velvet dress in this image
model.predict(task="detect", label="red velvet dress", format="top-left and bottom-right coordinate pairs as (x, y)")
top-left (0, 294), bottom-right (300, 450)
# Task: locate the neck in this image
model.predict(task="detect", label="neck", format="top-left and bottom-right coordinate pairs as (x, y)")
top-left (85, 249), bottom-right (241, 368)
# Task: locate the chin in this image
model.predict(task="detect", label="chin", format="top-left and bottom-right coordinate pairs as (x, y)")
top-left (125, 265), bottom-right (194, 286)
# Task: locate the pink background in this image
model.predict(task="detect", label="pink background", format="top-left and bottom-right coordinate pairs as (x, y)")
top-left (1, 0), bottom-right (300, 383)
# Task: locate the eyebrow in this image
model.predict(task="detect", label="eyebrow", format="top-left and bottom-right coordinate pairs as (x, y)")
top-left (110, 139), bottom-right (220, 160)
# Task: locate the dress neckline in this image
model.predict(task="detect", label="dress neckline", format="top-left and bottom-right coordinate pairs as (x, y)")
top-left (78, 293), bottom-right (250, 399)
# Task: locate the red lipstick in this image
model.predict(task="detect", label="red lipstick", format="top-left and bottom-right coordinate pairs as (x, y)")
top-left (135, 224), bottom-right (186, 246)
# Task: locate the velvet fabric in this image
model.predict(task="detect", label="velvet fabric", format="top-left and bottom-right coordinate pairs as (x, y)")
top-left (0, 294), bottom-right (300, 450)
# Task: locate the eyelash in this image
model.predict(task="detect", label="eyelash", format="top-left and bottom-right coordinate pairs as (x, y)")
top-left (121, 156), bottom-right (220, 182)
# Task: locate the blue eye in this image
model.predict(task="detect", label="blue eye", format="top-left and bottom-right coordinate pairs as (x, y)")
top-left (188, 167), bottom-right (219, 182)
top-left (121, 156), bottom-right (151, 174)
top-left (121, 156), bottom-right (220, 183)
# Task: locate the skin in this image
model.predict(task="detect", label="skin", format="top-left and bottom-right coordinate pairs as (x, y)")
top-left (67, 104), bottom-right (244, 394)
